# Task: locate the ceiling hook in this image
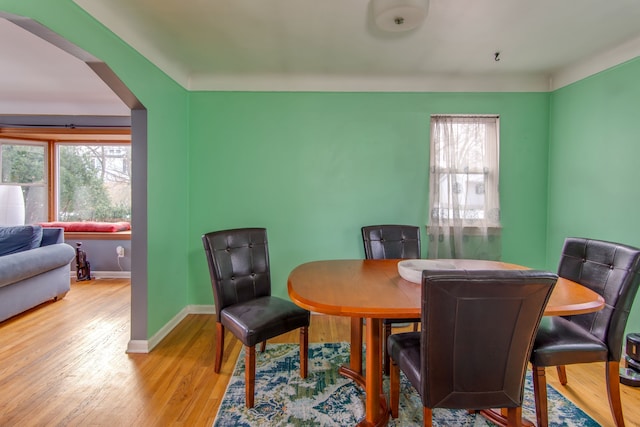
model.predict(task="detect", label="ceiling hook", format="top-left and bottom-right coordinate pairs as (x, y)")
top-left (494, 52), bottom-right (501, 62)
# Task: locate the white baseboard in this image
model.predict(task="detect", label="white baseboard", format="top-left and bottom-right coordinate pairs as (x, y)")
top-left (188, 305), bottom-right (216, 314)
top-left (126, 340), bottom-right (149, 353)
top-left (93, 271), bottom-right (132, 279)
top-left (126, 304), bottom-right (216, 354)
top-left (124, 305), bottom-right (317, 354)
top-left (70, 271), bottom-right (131, 279)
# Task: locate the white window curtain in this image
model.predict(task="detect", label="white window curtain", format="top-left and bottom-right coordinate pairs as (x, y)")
top-left (427, 115), bottom-right (501, 260)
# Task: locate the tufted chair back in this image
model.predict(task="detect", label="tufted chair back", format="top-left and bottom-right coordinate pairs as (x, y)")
top-left (557, 237), bottom-right (640, 362)
top-left (202, 227), bottom-right (271, 323)
top-left (362, 225), bottom-right (421, 260)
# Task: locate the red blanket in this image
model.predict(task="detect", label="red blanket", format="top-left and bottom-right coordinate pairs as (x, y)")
top-left (39, 221), bottom-right (131, 232)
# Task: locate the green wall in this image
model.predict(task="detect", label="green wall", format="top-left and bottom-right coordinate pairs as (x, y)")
top-left (547, 57), bottom-right (640, 338)
top-left (0, 0), bottom-right (192, 337)
top-left (188, 91), bottom-right (551, 302)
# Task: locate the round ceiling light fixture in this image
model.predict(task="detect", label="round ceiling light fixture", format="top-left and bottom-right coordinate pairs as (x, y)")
top-left (372, 0), bottom-right (429, 32)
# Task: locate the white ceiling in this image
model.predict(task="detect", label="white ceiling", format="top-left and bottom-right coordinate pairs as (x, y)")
top-left (72, 0), bottom-right (640, 92)
top-left (0, 17), bottom-right (129, 117)
top-left (2, 0), bottom-right (640, 116)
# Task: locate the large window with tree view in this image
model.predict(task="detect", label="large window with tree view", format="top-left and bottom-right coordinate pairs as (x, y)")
top-left (57, 145), bottom-right (131, 222)
top-left (0, 137), bottom-right (131, 225)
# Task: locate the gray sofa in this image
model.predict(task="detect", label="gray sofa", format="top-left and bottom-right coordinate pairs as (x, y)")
top-left (0, 227), bottom-right (75, 322)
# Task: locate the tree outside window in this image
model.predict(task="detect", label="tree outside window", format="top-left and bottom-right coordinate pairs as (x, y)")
top-left (58, 145), bottom-right (131, 222)
top-left (0, 141), bottom-right (47, 225)
top-left (0, 139), bottom-right (131, 224)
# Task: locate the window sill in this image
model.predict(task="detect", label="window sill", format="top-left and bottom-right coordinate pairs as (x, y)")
top-left (64, 230), bottom-right (131, 240)
top-left (426, 225), bottom-right (502, 236)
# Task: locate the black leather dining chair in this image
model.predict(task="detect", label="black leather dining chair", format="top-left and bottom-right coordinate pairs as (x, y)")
top-left (202, 227), bottom-right (310, 408)
top-left (362, 224), bottom-right (421, 261)
top-left (530, 237), bottom-right (640, 427)
top-left (388, 269), bottom-right (558, 427)
top-left (362, 224), bottom-right (421, 375)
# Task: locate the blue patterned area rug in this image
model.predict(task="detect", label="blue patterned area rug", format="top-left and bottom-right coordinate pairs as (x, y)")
top-left (213, 342), bottom-right (600, 426)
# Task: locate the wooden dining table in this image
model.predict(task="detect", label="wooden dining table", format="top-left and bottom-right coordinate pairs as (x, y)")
top-left (287, 258), bottom-right (605, 427)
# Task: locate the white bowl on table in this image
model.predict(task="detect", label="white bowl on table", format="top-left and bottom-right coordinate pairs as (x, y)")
top-left (397, 259), bottom-right (457, 284)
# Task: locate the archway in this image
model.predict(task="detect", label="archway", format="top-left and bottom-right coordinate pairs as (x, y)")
top-left (0, 12), bottom-right (148, 347)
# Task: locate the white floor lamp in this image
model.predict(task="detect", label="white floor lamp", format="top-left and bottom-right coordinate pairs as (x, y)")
top-left (0, 185), bottom-right (26, 226)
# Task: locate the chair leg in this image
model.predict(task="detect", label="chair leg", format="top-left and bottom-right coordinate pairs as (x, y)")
top-left (423, 407), bottom-right (433, 427)
top-left (413, 322), bottom-right (419, 332)
top-left (506, 407), bottom-right (522, 427)
top-left (532, 365), bottom-right (549, 427)
top-left (606, 360), bottom-right (626, 427)
top-left (260, 341), bottom-right (267, 352)
top-left (556, 365), bottom-right (567, 385)
top-left (389, 360), bottom-right (400, 418)
top-left (383, 323), bottom-right (392, 376)
top-left (245, 345), bottom-right (256, 408)
top-left (300, 326), bottom-right (309, 378)
top-left (214, 322), bottom-right (225, 373)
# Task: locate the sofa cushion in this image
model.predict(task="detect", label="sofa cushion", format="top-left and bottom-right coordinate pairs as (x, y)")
top-left (0, 225), bottom-right (43, 256)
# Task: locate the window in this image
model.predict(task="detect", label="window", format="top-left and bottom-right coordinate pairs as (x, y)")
top-left (0, 140), bottom-right (48, 225)
top-left (0, 128), bottom-right (130, 226)
top-left (427, 115), bottom-right (501, 259)
top-left (57, 144), bottom-right (131, 222)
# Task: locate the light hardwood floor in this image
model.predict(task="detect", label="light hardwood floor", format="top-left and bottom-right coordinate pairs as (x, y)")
top-left (1, 278), bottom-right (639, 426)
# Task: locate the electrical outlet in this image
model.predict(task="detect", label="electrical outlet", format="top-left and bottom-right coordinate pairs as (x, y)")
top-left (116, 246), bottom-right (125, 258)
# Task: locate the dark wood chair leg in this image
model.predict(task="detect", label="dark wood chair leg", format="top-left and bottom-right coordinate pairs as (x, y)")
top-left (389, 360), bottom-right (400, 418)
top-left (260, 341), bottom-right (267, 352)
top-left (556, 365), bottom-right (567, 385)
top-left (506, 407), bottom-right (522, 427)
top-left (423, 407), bottom-right (433, 427)
top-left (383, 323), bottom-right (392, 376)
top-left (413, 322), bottom-right (419, 332)
top-left (215, 322), bottom-right (225, 373)
top-left (606, 360), bottom-right (626, 427)
top-left (245, 345), bottom-right (256, 408)
top-left (532, 365), bottom-right (549, 427)
top-left (300, 326), bottom-right (309, 378)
